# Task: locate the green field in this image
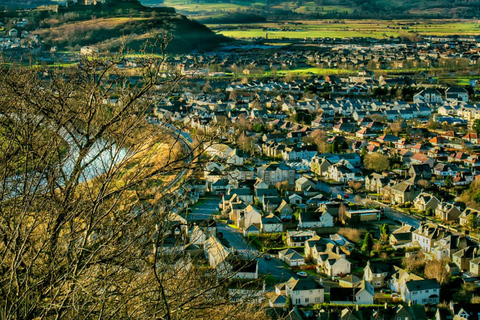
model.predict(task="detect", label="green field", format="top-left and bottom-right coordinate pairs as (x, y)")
top-left (208, 20), bottom-right (480, 40)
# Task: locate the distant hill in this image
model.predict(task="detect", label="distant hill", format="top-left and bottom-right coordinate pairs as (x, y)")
top-left (146, 0), bottom-right (480, 20)
top-left (0, 1), bottom-right (229, 53)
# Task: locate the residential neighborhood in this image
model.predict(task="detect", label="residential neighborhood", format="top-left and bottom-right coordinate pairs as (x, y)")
top-left (148, 37), bottom-right (480, 318)
top-left (8, 3), bottom-right (480, 319)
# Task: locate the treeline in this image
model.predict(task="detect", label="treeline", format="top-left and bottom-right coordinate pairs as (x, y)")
top-left (199, 12), bottom-right (267, 24)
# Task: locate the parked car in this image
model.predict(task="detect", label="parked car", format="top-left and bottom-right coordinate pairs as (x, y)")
top-left (296, 271), bottom-right (308, 278)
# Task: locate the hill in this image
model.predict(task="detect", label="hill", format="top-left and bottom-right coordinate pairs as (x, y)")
top-left (1, 0), bottom-right (229, 53)
top-left (146, 0), bottom-right (480, 21)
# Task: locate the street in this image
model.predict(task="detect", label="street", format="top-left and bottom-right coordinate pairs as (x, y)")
top-left (190, 196), bottom-right (319, 285)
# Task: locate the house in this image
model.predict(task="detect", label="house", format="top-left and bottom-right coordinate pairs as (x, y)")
top-left (389, 181), bottom-right (420, 205)
top-left (452, 246), bottom-right (478, 271)
top-left (261, 214), bottom-right (283, 233)
top-left (365, 173), bottom-right (391, 194)
top-left (446, 86), bottom-right (469, 102)
top-left (447, 303), bottom-right (480, 320)
top-left (409, 163), bottom-right (432, 180)
top-left (288, 193), bottom-right (303, 206)
top-left (389, 225), bottom-right (413, 248)
top-left (311, 156), bottom-right (332, 177)
top-left (329, 280), bottom-right (374, 305)
top-left (413, 88), bottom-right (442, 104)
top-left (322, 255), bottom-right (352, 277)
top-left (286, 230), bottom-right (316, 247)
top-left (413, 193), bottom-right (440, 213)
top-left (410, 153), bottom-right (435, 168)
top-left (463, 133), bottom-right (479, 144)
top-left (304, 236), bottom-right (335, 262)
top-left (453, 171), bottom-right (475, 186)
top-left (392, 304), bottom-right (428, 320)
top-left (327, 163), bottom-right (355, 183)
top-left (345, 209), bottom-right (381, 222)
top-left (205, 237), bottom-right (258, 279)
top-left (400, 279), bottom-right (440, 305)
top-left (243, 224), bottom-right (260, 237)
top-left (226, 148), bottom-right (245, 165)
top-left (433, 163), bottom-right (458, 177)
top-left (430, 234), bottom-right (472, 261)
top-left (257, 162), bottom-right (296, 185)
top-left (284, 277), bottom-right (324, 306)
top-left (435, 201), bottom-right (462, 222)
top-left (298, 211), bottom-right (334, 229)
top-left (242, 205), bottom-right (263, 228)
top-left (205, 143), bottom-right (233, 159)
top-left (278, 248), bottom-right (306, 267)
top-left (470, 257), bottom-right (480, 276)
top-left (276, 199), bottom-right (294, 220)
top-left (460, 207), bottom-right (480, 228)
top-left (412, 222), bottom-right (451, 253)
top-left (389, 266), bottom-right (424, 293)
top-left (338, 274), bottom-right (362, 288)
top-left (295, 176), bottom-right (316, 192)
top-left (363, 261), bottom-right (392, 288)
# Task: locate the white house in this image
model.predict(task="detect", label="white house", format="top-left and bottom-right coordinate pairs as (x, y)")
top-left (242, 205), bottom-right (262, 228)
top-left (261, 214), bottom-right (283, 233)
top-left (324, 256), bottom-right (352, 277)
top-left (278, 248), bottom-right (306, 267)
top-left (400, 279), bottom-right (440, 305)
top-left (413, 89), bottom-right (443, 104)
top-left (327, 163), bottom-right (355, 183)
top-left (298, 211), bottom-right (334, 229)
top-left (413, 193), bottom-right (440, 213)
top-left (285, 277), bottom-right (324, 306)
top-left (329, 280), bottom-right (374, 305)
top-left (446, 87), bottom-right (469, 102)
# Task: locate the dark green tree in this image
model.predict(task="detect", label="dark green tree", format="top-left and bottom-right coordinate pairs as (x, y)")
top-left (467, 212), bottom-right (478, 231)
top-left (361, 231), bottom-right (374, 253)
top-left (285, 295), bottom-right (293, 310)
top-left (445, 175), bottom-right (453, 188)
top-left (473, 119), bottom-right (480, 134)
top-left (331, 140), bottom-right (339, 153)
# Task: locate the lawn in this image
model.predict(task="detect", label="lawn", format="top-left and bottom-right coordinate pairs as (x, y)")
top-left (210, 19), bottom-right (480, 40)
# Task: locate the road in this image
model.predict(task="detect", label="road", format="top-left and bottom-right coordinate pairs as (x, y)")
top-left (317, 179), bottom-right (422, 228)
top-left (189, 197), bottom-right (316, 285)
top-left (152, 119), bottom-right (193, 195)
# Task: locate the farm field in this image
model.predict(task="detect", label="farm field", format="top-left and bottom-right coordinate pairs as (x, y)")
top-left (208, 20), bottom-right (480, 39)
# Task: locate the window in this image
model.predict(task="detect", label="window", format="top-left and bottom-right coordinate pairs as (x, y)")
top-left (309, 290), bottom-right (312, 293)
top-left (296, 299), bottom-right (301, 304)
top-left (425, 290), bottom-right (429, 293)
top-left (305, 298), bottom-right (309, 303)
top-left (422, 299), bottom-right (427, 303)
top-left (412, 292), bottom-right (417, 295)
top-left (295, 291), bottom-right (299, 295)
top-left (315, 297), bottom-right (322, 303)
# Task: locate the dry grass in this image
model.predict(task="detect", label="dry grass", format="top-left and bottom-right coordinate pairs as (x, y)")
top-left (32, 17), bottom-right (147, 42)
top-left (338, 227), bottom-right (366, 244)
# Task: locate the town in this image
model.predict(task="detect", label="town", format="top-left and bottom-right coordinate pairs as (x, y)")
top-left (147, 36), bottom-right (480, 320)
top-left (5, 2), bottom-right (480, 320)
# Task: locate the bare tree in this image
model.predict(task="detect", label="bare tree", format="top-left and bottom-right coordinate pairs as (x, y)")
top-left (424, 259), bottom-right (450, 285)
top-left (0, 41), bottom-right (266, 319)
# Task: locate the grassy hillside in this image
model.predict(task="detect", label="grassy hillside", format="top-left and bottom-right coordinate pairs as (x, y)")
top-left (2, 1), bottom-right (229, 53)
top-left (141, 0), bottom-right (480, 20)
